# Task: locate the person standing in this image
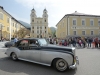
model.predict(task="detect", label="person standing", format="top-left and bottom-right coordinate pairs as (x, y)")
top-left (14, 37), bottom-right (18, 43)
top-left (98, 37), bottom-right (100, 48)
top-left (92, 37), bottom-right (95, 48)
top-left (95, 37), bottom-right (98, 48)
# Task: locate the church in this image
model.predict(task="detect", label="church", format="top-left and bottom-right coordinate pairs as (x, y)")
top-left (30, 8), bottom-right (48, 38)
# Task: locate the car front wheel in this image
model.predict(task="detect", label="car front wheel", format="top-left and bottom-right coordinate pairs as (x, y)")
top-left (11, 52), bottom-right (18, 61)
top-left (53, 59), bottom-right (68, 72)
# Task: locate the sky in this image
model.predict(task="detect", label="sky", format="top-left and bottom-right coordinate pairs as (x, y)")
top-left (0, 0), bottom-right (100, 28)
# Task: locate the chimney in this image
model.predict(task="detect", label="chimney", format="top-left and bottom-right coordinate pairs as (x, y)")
top-left (0, 6), bottom-right (3, 9)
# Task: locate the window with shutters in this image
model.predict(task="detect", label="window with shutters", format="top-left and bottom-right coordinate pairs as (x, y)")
top-left (82, 31), bottom-right (85, 35)
top-left (0, 13), bottom-right (3, 20)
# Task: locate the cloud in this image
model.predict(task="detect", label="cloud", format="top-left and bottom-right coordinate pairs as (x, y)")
top-left (14, 0), bottom-right (100, 27)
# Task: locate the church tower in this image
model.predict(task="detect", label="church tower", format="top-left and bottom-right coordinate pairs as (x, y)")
top-left (42, 8), bottom-right (48, 23)
top-left (30, 8), bottom-right (37, 23)
top-left (30, 7), bottom-right (37, 37)
top-left (30, 8), bottom-right (48, 38)
top-left (42, 8), bottom-right (48, 38)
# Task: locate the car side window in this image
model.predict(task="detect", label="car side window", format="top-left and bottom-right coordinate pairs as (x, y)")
top-left (29, 40), bottom-right (38, 47)
top-left (17, 40), bottom-right (29, 50)
top-left (18, 40), bottom-right (29, 47)
top-left (28, 40), bottom-right (39, 50)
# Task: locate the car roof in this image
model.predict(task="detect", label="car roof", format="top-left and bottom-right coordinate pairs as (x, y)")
top-left (19, 38), bottom-right (44, 41)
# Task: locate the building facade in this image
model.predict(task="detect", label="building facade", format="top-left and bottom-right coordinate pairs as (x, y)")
top-left (56, 11), bottom-right (100, 38)
top-left (30, 8), bottom-right (48, 38)
top-left (11, 18), bottom-right (26, 38)
top-left (0, 6), bottom-right (27, 40)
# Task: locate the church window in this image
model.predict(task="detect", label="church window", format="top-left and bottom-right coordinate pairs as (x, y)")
top-left (40, 30), bottom-right (42, 33)
top-left (37, 30), bottom-right (39, 33)
top-left (32, 14), bottom-right (34, 17)
top-left (45, 20), bottom-right (46, 22)
top-left (32, 19), bottom-right (34, 22)
top-left (37, 27), bottom-right (39, 29)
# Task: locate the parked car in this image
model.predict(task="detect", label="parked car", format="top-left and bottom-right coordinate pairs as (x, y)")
top-left (5, 40), bottom-right (15, 47)
top-left (5, 38), bottom-right (79, 72)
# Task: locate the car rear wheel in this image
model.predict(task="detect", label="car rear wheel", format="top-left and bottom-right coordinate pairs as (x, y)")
top-left (11, 52), bottom-right (18, 61)
top-left (53, 59), bottom-right (68, 72)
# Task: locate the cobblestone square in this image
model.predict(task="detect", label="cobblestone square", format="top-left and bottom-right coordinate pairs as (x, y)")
top-left (0, 47), bottom-right (100, 75)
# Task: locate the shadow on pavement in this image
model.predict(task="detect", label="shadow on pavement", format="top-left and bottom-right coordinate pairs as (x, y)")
top-left (0, 57), bottom-right (77, 75)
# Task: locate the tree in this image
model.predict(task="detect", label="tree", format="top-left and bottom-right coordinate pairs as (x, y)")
top-left (50, 27), bottom-right (56, 37)
top-left (14, 28), bottom-right (30, 39)
top-left (52, 30), bottom-right (56, 37)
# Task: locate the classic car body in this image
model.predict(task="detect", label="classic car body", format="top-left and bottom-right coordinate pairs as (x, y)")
top-left (5, 38), bottom-right (79, 72)
top-left (5, 40), bottom-right (15, 47)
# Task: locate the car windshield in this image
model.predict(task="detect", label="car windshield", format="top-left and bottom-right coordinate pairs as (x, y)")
top-left (38, 39), bottom-right (48, 46)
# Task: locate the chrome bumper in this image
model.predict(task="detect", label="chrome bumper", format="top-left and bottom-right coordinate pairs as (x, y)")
top-left (69, 56), bottom-right (79, 69)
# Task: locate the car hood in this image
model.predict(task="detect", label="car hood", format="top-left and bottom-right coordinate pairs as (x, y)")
top-left (5, 42), bottom-right (10, 44)
top-left (42, 44), bottom-right (75, 53)
top-left (5, 41), bottom-right (14, 45)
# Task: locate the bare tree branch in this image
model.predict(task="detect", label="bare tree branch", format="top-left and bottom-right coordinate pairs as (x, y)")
top-left (14, 28), bottom-right (30, 39)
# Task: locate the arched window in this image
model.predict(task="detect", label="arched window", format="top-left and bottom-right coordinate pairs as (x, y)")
top-left (45, 20), bottom-right (46, 22)
top-left (32, 14), bottom-right (34, 17)
top-left (33, 30), bottom-right (34, 33)
top-left (40, 35), bottom-right (42, 38)
top-left (32, 19), bottom-right (34, 22)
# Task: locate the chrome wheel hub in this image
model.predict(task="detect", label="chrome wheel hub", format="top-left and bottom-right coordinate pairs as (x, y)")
top-left (58, 62), bottom-right (65, 67)
top-left (56, 59), bottom-right (67, 71)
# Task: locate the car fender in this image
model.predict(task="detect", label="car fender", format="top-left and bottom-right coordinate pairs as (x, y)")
top-left (40, 51), bottom-right (73, 66)
top-left (6, 47), bottom-right (20, 57)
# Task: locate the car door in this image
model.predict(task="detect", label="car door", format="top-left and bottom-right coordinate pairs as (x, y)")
top-left (17, 39), bottom-right (30, 60)
top-left (28, 39), bottom-right (41, 63)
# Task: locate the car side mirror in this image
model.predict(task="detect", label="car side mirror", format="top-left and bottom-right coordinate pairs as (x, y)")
top-left (36, 41), bottom-right (39, 46)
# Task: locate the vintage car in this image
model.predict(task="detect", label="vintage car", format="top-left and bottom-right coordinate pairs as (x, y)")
top-left (5, 38), bottom-right (79, 72)
top-left (5, 40), bottom-right (15, 47)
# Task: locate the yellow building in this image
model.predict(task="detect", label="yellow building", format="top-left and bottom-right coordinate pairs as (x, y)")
top-left (0, 6), bottom-right (27, 40)
top-left (30, 8), bottom-right (48, 38)
top-left (48, 27), bottom-right (52, 37)
top-left (56, 11), bottom-right (100, 38)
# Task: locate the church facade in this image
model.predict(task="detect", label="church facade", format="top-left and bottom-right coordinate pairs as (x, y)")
top-left (30, 8), bottom-right (48, 38)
